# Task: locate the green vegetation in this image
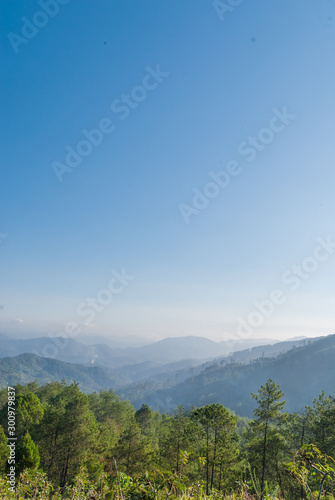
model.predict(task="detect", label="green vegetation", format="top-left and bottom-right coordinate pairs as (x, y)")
top-left (0, 378), bottom-right (335, 499)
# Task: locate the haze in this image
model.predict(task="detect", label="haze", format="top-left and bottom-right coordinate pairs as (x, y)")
top-left (1, 1), bottom-right (335, 343)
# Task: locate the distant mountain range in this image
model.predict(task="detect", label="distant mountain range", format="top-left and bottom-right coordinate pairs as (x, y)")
top-left (0, 334), bottom-right (283, 369)
top-left (0, 333), bottom-right (330, 418)
top-left (125, 334), bottom-right (335, 416)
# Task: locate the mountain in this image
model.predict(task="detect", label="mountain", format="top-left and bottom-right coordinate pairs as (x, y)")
top-left (120, 358), bottom-right (202, 382)
top-left (0, 353), bottom-right (130, 392)
top-left (107, 336), bottom-right (284, 364)
top-left (0, 335), bottom-right (312, 395)
top-left (131, 336), bottom-right (285, 362)
top-left (122, 335), bottom-right (335, 416)
top-left (1, 336), bottom-right (333, 416)
top-left (0, 334), bottom-right (315, 388)
top-left (0, 336), bottom-right (160, 368)
top-left (0, 334), bottom-right (281, 368)
top-left (0, 352), bottom-right (203, 393)
top-left (0, 336), bottom-right (123, 367)
top-left (75, 334), bottom-right (153, 349)
top-left (217, 337), bottom-right (279, 352)
top-left (126, 336), bottom-right (221, 363)
top-left (221, 337), bottom-right (314, 365)
top-left (119, 337), bottom-right (313, 400)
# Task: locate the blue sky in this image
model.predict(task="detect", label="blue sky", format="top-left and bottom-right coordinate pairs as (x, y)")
top-left (1, 0), bottom-right (335, 342)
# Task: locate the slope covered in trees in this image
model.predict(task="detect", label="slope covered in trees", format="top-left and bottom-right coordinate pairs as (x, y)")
top-left (127, 334), bottom-right (335, 416)
top-left (1, 379), bottom-right (335, 499)
top-left (0, 337), bottom-right (316, 399)
top-left (0, 353), bottom-right (130, 391)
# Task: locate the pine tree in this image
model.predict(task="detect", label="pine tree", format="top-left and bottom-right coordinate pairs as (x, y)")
top-left (247, 379), bottom-right (287, 499)
top-left (36, 382), bottom-right (97, 488)
top-left (16, 431), bottom-right (40, 474)
top-left (192, 403), bottom-right (239, 493)
top-left (16, 392), bottom-right (44, 439)
top-left (112, 420), bottom-right (154, 475)
top-left (310, 391), bottom-right (335, 456)
top-left (159, 405), bottom-right (198, 474)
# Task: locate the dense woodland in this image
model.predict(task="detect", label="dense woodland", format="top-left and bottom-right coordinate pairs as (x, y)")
top-left (1, 379), bottom-right (335, 499)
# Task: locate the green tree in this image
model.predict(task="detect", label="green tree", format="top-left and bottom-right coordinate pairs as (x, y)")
top-left (285, 409), bottom-right (315, 499)
top-left (192, 403), bottom-right (239, 494)
top-left (15, 393), bottom-right (44, 438)
top-left (88, 389), bottom-right (134, 433)
top-left (309, 392), bottom-right (335, 457)
top-left (36, 380), bottom-right (67, 405)
top-left (112, 420), bottom-right (154, 475)
top-left (247, 379), bottom-right (287, 499)
top-left (135, 404), bottom-right (153, 433)
top-left (36, 382), bottom-right (96, 487)
top-left (159, 406), bottom-right (197, 474)
top-left (135, 403), bottom-right (161, 457)
top-left (87, 388), bottom-right (138, 477)
top-left (16, 431), bottom-right (40, 474)
top-left (0, 391), bottom-right (44, 440)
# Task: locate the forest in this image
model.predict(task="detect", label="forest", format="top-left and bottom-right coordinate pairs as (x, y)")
top-left (0, 378), bottom-right (335, 499)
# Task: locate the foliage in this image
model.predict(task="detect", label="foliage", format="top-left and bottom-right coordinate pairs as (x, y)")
top-left (287, 444), bottom-right (335, 499)
top-left (246, 379), bottom-right (287, 499)
top-left (16, 431), bottom-right (40, 474)
top-left (0, 379), bottom-right (334, 500)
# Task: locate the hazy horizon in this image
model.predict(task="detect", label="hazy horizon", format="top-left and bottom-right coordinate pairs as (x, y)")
top-left (0, 328), bottom-right (331, 346)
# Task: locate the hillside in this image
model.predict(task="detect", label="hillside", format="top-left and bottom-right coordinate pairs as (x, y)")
top-left (0, 353), bottom-right (130, 392)
top-left (119, 337), bottom-right (314, 401)
top-left (0, 334), bottom-right (280, 368)
top-left (128, 336), bottom-right (284, 363)
top-left (0, 352), bottom-right (206, 393)
top-left (0, 336), bottom-right (134, 368)
top-left (223, 337), bottom-right (313, 365)
top-left (0, 336), bottom-right (318, 400)
top-left (122, 335), bottom-right (335, 416)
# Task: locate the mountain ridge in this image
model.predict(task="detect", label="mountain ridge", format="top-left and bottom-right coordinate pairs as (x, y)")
top-left (126, 334), bottom-right (335, 416)
top-left (0, 335), bottom-right (331, 417)
top-left (0, 334), bottom-right (285, 368)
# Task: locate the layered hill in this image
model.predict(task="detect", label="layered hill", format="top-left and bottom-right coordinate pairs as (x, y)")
top-left (0, 334), bottom-right (280, 368)
top-left (0, 353), bottom-right (130, 392)
top-left (122, 335), bottom-right (335, 416)
top-left (0, 334), bottom-right (331, 417)
top-left (0, 353), bottom-right (203, 392)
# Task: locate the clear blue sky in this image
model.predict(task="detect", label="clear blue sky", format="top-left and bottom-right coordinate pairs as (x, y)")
top-left (1, 0), bottom-right (335, 342)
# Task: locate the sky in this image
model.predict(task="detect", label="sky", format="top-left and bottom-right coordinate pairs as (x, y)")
top-left (1, 0), bottom-right (335, 343)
